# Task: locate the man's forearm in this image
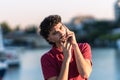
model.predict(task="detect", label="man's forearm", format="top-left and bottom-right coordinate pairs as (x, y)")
top-left (72, 43), bottom-right (92, 78)
top-left (57, 58), bottom-right (70, 80)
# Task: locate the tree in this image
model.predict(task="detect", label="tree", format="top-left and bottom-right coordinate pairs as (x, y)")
top-left (0, 22), bottom-right (12, 35)
top-left (14, 25), bottom-right (21, 31)
top-left (24, 25), bottom-right (37, 34)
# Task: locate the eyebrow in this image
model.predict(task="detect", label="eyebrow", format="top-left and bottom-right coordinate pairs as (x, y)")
top-left (59, 24), bottom-right (64, 28)
top-left (51, 23), bottom-right (63, 34)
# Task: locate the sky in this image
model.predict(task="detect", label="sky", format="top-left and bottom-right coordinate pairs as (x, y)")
top-left (0, 0), bottom-right (116, 29)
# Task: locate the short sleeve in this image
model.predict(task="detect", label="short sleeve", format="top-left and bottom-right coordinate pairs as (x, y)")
top-left (78, 43), bottom-right (92, 61)
top-left (41, 54), bottom-right (58, 80)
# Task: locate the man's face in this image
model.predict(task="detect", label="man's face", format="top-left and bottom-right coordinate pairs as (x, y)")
top-left (47, 22), bottom-right (67, 44)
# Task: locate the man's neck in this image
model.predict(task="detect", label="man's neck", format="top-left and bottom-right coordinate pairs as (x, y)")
top-left (56, 43), bottom-right (63, 52)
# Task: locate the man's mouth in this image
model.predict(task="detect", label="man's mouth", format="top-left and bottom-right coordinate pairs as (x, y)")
top-left (60, 35), bottom-right (66, 40)
top-left (59, 29), bottom-right (67, 43)
top-left (60, 34), bottom-right (66, 42)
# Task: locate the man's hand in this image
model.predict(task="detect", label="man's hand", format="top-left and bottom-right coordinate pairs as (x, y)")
top-left (65, 26), bottom-right (77, 45)
top-left (60, 40), bottom-right (72, 62)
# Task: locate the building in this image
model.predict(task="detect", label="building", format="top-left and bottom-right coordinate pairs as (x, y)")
top-left (114, 0), bottom-right (120, 21)
top-left (4, 32), bottom-right (50, 48)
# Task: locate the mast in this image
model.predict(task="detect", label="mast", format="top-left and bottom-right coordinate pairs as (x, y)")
top-left (0, 25), bottom-right (5, 51)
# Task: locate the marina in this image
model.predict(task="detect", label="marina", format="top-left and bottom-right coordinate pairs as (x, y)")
top-left (2, 47), bottom-right (120, 80)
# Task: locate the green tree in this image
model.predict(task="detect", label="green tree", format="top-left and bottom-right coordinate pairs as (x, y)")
top-left (14, 25), bottom-right (21, 31)
top-left (0, 22), bottom-right (12, 35)
top-left (82, 20), bottom-right (115, 45)
top-left (24, 25), bottom-right (37, 34)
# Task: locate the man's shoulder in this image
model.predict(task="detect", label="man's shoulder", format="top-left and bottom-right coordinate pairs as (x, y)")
top-left (41, 50), bottom-right (51, 57)
top-left (77, 43), bottom-right (91, 52)
top-left (78, 42), bottom-right (90, 48)
top-left (41, 47), bottom-right (56, 61)
top-left (40, 50), bottom-right (51, 61)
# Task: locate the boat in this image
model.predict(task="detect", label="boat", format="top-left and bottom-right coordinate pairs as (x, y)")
top-left (0, 25), bottom-right (8, 80)
top-left (0, 25), bottom-right (20, 67)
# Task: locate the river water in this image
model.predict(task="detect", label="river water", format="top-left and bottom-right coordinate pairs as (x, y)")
top-left (3, 47), bottom-right (120, 80)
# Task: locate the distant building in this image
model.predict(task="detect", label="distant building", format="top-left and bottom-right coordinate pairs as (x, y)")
top-left (68, 15), bottom-right (95, 30)
top-left (111, 28), bottom-right (120, 35)
top-left (114, 0), bottom-right (120, 21)
top-left (0, 25), bottom-right (4, 51)
top-left (66, 15), bottom-right (95, 38)
top-left (116, 39), bottom-right (120, 50)
top-left (4, 32), bottom-right (50, 48)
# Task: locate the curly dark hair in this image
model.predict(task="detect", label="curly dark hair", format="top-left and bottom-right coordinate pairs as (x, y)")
top-left (39, 15), bottom-right (61, 45)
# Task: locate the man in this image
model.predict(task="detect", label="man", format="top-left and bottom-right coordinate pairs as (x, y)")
top-left (40, 15), bottom-right (92, 80)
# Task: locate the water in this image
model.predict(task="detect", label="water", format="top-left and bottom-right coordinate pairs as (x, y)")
top-left (89, 48), bottom-right (120, 80)
top-left (2, 47), bottom-right (120, 80)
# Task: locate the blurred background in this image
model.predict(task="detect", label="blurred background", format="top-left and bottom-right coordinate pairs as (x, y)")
top-left (0, 0), bottom-right (120, 80)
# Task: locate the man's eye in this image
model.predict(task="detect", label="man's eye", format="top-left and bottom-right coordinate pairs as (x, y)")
top-left (60, 26), bottom-right (62, 30)
top-left (53, 32), bottom-right (58, 35)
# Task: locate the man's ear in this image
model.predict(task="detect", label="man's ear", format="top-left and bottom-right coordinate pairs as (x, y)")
top-left (47, 37), bottom-right (51, 41)
top-left (47, 37), bottom-right (52, 42)
top-left (47, 37), bottom-right (55, 43)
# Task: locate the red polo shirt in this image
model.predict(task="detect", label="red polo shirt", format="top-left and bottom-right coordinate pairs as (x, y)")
top-left (41, 43), bottom-right (92, 80)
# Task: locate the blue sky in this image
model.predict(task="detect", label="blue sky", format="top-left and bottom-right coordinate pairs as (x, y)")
top-left (0, 0), bottom-right (116, 29)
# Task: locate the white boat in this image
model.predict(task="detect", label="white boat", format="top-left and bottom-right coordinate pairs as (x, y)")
top-left (116, 39), bottom-right (120, 53)
top-left (0, 25), bottom-right (20, 67)
top-left (0, 25), bottom-right (8, 80)
top-left (0, 61), bottom-right (8, 79)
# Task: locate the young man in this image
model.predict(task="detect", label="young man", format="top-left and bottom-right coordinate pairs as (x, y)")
top-left (40, 15), bottom-right (92, 80)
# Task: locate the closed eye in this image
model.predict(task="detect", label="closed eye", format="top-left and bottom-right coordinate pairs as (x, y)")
top-left (52, 31), bottom-right (59, 35)
top-left (60, 25), bottom-right (62, 30)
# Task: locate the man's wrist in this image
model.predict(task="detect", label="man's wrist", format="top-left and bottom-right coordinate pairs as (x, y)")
top-left (72, 42), bottom-right (78, 48)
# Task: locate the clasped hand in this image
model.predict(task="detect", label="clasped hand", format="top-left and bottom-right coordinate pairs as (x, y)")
top-left (60, 26), bottom-right (77, 61)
